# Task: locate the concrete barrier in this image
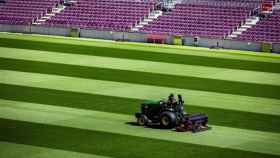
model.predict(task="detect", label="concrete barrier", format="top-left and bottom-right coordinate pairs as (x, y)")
top-left (272, 43), bottom-right (280, 53)
top-left (0, 24), bottom-right (276, 53)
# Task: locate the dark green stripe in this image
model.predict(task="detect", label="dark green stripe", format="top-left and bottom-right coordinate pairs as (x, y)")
top-left (1, 57), bottom-right (279, 99)
top-left (1, 83), bottom-right (280, 133)
top-left (0, 119), bottom-right (278, 158)
top-left (0, 38), bottom-right (279, 73)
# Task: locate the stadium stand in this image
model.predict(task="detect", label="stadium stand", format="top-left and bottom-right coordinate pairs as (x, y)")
top-left (235, 10), bottom-right (280, 43)
top-left (139, 0), bottom-right (263, 38)
top-left (0, 0), bottom-right (279, 45)
top-left (0, 0), bottom-right (60, 25)
top-left (42, 0), bottom-right (157, 31)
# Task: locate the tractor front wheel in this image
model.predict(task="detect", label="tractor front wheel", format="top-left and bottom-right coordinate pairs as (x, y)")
top-left (137, 115), bottom-right (148, 126)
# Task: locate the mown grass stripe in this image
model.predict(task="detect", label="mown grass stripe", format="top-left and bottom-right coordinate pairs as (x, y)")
top-left (1, 70), bottom-right (279, 116)
top-left (1, 47), bottom-right (280, 86)
top-left (1, 32), bottom-right (280, 62)
top-left (0, 101), bottom-right (280, 156)
top-left (1, 119), bottom-right (277, 158)
top-left (1, 58), bottom-right (280, 99)
top-left (0, 141), bottom-right (112, 158)
top-left (1, 84), bottom-right (280, 133)
top-left (1, 38), bottom-right (280, 73)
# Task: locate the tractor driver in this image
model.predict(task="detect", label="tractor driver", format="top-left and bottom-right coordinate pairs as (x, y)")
top-left (177, 94), bottom-right (185, 115)
top-left (178, 94), bottom-right (184, 105)
top-left (167, 93), bottom-right (177, 107)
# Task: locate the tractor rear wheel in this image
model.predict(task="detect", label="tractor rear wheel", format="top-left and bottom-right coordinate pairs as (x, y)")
top-left (160, 112), bottom-right (176, 129)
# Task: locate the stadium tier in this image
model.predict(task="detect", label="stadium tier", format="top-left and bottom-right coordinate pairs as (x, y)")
top-left (140, 3), bottom-right (253, 38)
top-left (138, 0), bottom-right (268, 39)
top-left (0, 0), bottom-right (60, 25)
top-left (0, 0), bottom-right (279, 45)
top-left (235, 10), bottom-right (280, 43)
top-left (42, 0), bottom-right (156, 31)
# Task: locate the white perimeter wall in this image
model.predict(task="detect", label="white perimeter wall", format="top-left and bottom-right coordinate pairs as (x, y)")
top-left (0, 24), bottom-right (279, 53)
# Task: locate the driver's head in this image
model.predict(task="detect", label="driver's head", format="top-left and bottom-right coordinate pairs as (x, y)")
top-left (169, 94), bottom-right (174, 100)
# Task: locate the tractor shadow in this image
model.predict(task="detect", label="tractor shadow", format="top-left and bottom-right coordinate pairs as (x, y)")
top-left (126, 122), bottom-right (140, 126)
top-left (125, 122), bottom-right (171, 130)
top-left (125, 122), bottom-right (211, 133)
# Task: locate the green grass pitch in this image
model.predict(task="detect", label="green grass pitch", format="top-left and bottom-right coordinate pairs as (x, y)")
top-left (0, 32), bottom-right (280, 158)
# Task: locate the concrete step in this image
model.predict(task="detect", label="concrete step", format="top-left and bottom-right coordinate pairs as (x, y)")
top-left (144, 18), bottom-right (153, 22)
top-left (46, 13), bottom-right (55, 16)
top-left (135, 25), bottom-right (144, 28)
top-left (131, 28), bottom-right (139, 31)
top-left (52, 8), bottom-right (65, 13)
top-left (237, 28), bottom-right (247, 31)
top-left (140, 21), bottom-right (148, 25)
top-left (53, 11), bottom-right (60, 13)
top-left (232, 31), bottom-right (243, 35)
top-left (41, 16), bottom-right (50, 19)
top-left (37, 19), bottom-right (47, 22)
top-left (246, 22), bottom-right (257, 25)
top-left (245, 19), bottom-right (253, 23)
top-left (242, 25), bottom-right (252, 29)
top-left (228, 34), bottom-right (238, 38)
top-left (153, 10), bottom-right (162, 14)
top-left (246, 19), bottom-right (258, 24)
top-left (32, 22), bottom-right (41, 25)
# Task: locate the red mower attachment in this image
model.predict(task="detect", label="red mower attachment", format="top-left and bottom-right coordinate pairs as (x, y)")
top-left (175, 113), bottom-right (211, 133)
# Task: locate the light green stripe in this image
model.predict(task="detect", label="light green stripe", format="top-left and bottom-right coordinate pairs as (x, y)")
top-left (0, 70), bottom-right (279, 116)
top-left (1, 47), bottom-right (280, 86)
top-left (1, 32), bottom-right (280, 63)
top-left (0, 99), bottom-right (280, 156)
top-left (0, 141), bottom-right (113, 158)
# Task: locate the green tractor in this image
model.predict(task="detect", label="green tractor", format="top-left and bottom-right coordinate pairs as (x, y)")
top-left (135, 94), bottom-right (209, 132)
